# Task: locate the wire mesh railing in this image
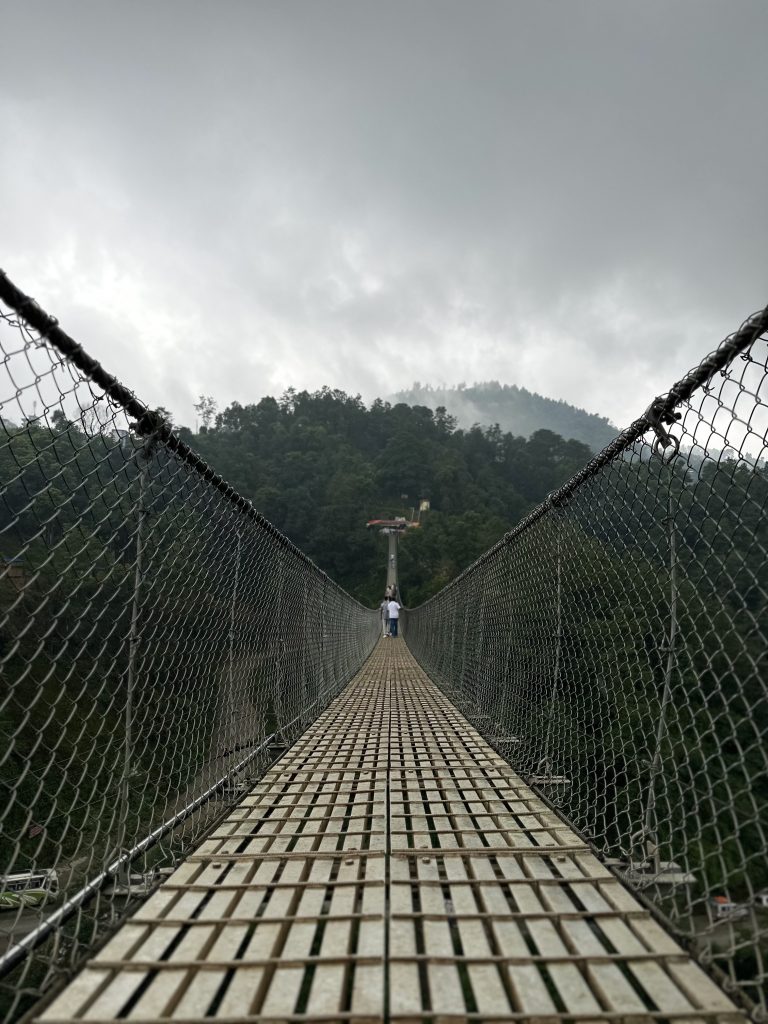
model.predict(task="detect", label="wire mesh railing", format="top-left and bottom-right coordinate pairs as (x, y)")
top-left (405, 306), bottom-right (768, 1018)
top-left (0, 271), bottom-right (380, 1022)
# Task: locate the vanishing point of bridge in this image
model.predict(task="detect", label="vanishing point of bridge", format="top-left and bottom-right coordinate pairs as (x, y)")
top-left (35, 641), bottom-right (744, 1023)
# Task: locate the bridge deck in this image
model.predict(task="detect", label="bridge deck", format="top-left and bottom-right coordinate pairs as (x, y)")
top-left (36, 640), bottom-right (744, 1023)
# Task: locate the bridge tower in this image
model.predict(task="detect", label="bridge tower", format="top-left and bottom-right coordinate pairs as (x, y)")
top-left (366, 514), bottom-right (415, 597)
top-left (383, 526), bottom-right (400, 593)
top-left (367, 501), bottom-right (429, 597)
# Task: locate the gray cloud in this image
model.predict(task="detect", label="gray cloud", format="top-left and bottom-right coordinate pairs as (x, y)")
top-left (1, 0), bottom-right (766, 432)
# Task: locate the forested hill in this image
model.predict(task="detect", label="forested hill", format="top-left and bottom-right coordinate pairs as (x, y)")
top-left (392, 382), bottom-right (616, 452)
top-left (178, 388), bottom-right (595, 604)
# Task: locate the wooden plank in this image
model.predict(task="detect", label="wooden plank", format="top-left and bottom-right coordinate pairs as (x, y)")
top-left (169, 923), bottom-right (249, 1018)
top-left (216, 859), bottom-right (311, 1016)
top-left (304, 859), bottom-right (357, 1016)
top-left (388, 788), bottom-right (423, 1019)
top-left (126, 924), bottom-right (215, 1019)
top-left (82, 926), bottom-right (176, 1020)
top-left (520, 856), bottom-right (604, 1018)
top-left (445, 856), bottom-right (510, 1015)
top-left (562, 916), bottom-right (649, 1013)
top-left (416, 857), bottom-right (466, 1017)
top-left (37, 970), bottom-right (111, 1021)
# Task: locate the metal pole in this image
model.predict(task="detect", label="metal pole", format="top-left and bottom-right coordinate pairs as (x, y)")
top-left (226, 529), bottom-right (243, 756)
top-left (475, 585), bottom-right (487, 709)
top-left (274, 552), bottom-right (285, 739)
top-left (319, 576), bottom-right (327, 701)
top-left (459, 604), bottom-right (469, 701)
top-left (448, 593), bottom-right (458, 689)
top-left (116, 454), bottom-right (149, 881)
top-left (301, 575), bottom-right (309, 724)
top-left (539, 514), bottom-right (563, 778)
top-left (641, 494), bottom-right (679, 872)
top-left (386, 530), bottom-right (399, 594)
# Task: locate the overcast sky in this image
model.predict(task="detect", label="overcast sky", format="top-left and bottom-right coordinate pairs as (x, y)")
top-left (1, 0), bottom-right (766, 432)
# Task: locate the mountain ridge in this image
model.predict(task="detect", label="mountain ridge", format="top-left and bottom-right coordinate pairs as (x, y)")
top-left (391, 380), bottom-right (617, 451)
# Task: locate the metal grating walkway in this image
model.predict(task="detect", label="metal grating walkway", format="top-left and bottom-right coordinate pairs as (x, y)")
top-left (36, 640), bottom-right (745, 1023)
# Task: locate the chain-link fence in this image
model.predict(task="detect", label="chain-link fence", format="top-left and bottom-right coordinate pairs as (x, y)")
top-left (3, 267), bottom-right (767, 1021)
top-left (405, 307), bottom-right (768, 1018)
top-left (0, 272), bottom-right (380, 1022)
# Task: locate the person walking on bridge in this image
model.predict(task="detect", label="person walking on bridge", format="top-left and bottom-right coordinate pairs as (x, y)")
top-left (380, 597), bottom-right (390, 637)
top-left (387, 597), bottom-right (401, 637)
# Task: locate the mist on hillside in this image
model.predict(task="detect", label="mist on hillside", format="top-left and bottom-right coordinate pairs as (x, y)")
top-left (392, 381), bottom-right (617, 452)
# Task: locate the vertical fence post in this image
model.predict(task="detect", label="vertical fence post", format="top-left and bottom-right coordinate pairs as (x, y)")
top-left (448, 594), bottom-right (458, 691)
top-left (116, 452), bottom-right (150, 882)
top-left (639, 493), bottom-right (678, 872)
top-left (320, 576), bottom-right (327, 700)
top-left (226, 528), bottom-right (243, 758)
top-left (459, 602), bottom-right (470, 704)
top-left (274, 551), bottom-right (285, 742)
top-left (301, 574), bottom-right (309, 726)
top-left (538, 510), bottom-right (563, 780)
top-left (475, 586), bottom-right (487, 711)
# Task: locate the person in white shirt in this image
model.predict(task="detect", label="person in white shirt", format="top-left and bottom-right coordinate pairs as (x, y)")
top-left (387, 598), bottom-right (401, 637)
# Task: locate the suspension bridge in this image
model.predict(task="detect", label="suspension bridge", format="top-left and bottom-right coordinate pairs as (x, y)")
top-left (1, 271), bottom-right (767, 1023)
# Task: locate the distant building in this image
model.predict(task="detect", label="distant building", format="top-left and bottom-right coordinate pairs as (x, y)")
top-left (710, 895), bottom-right (748, 920)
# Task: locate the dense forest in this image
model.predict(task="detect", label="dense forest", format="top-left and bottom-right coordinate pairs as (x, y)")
top-left (392, 380), bottom-right (617, 452)
top-left (178, 388), bottom-right (595, 604)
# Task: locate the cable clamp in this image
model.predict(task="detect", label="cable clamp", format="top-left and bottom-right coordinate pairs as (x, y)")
top-left (644, 399), bottom-right (681, 463)
top-left (130, 408), bottom-right (172, 458)
top-left (545, 490), bottom-right (567, 514)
